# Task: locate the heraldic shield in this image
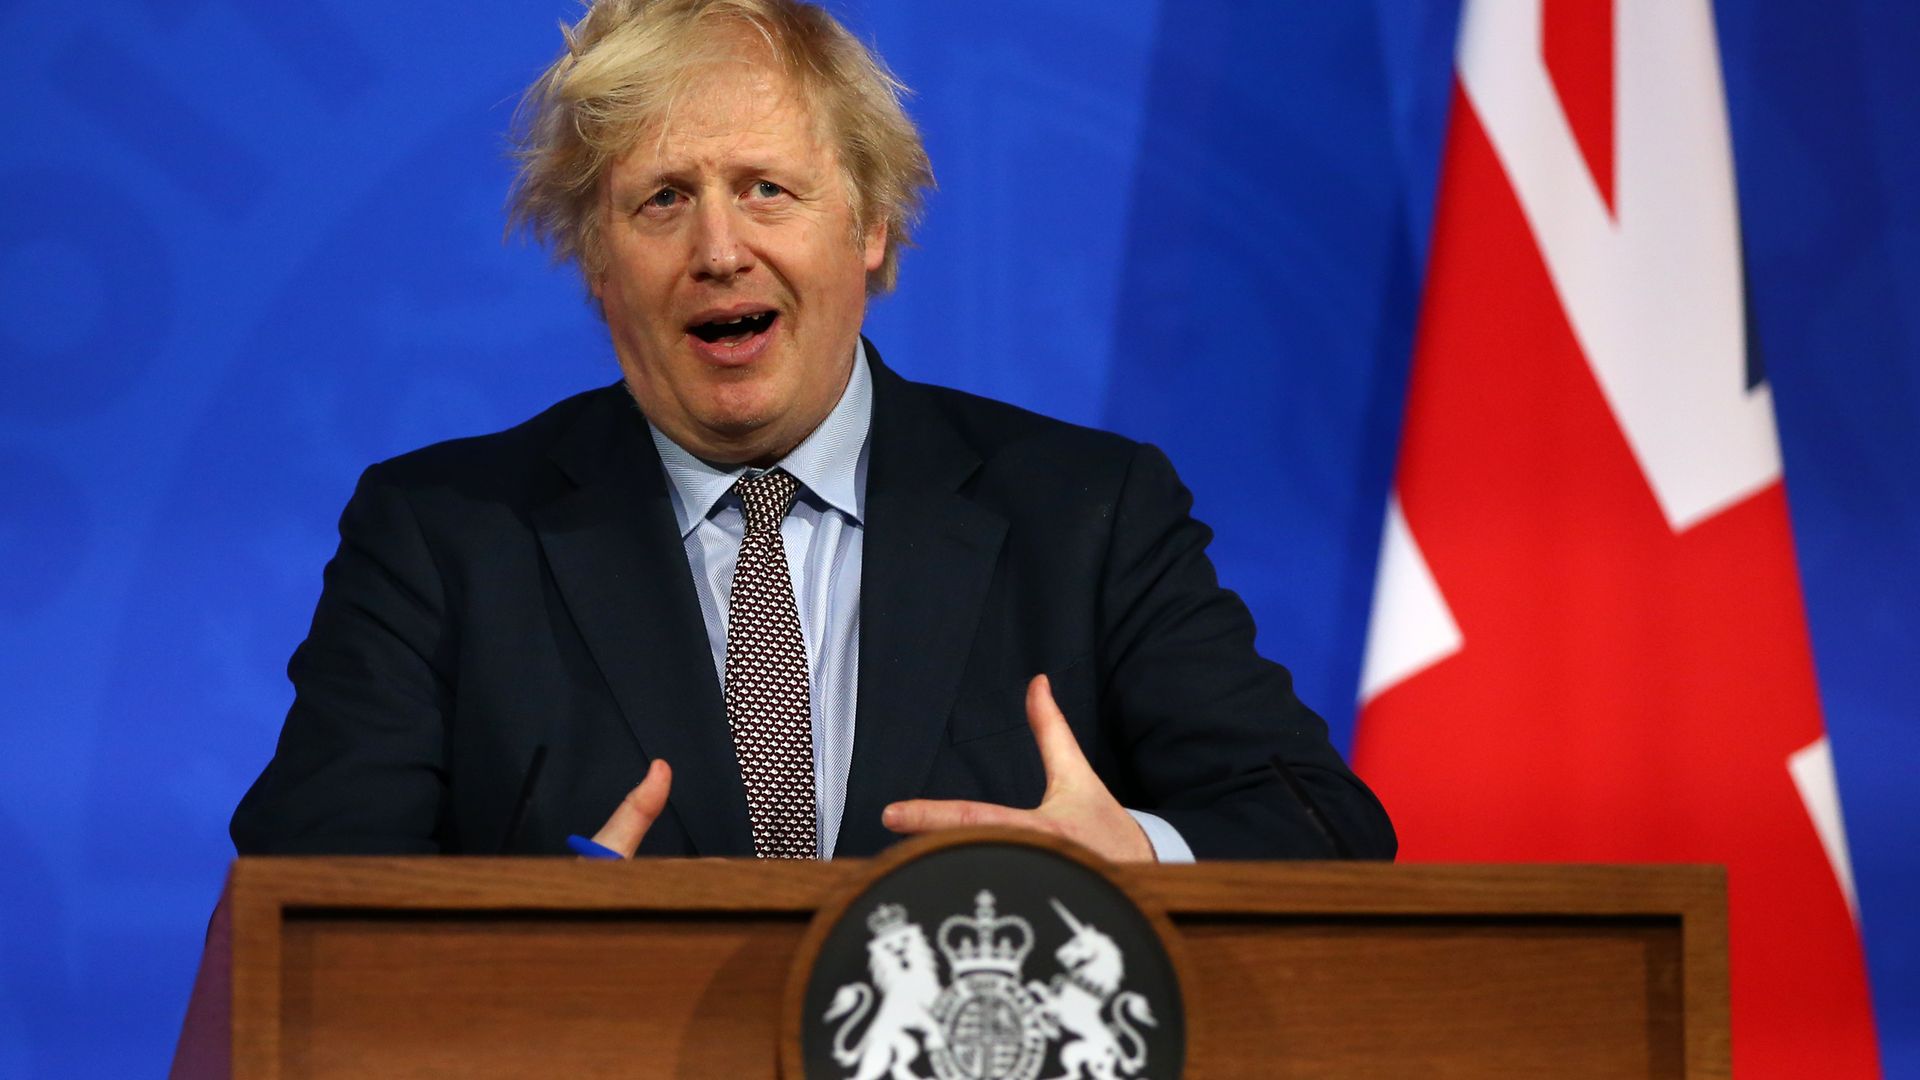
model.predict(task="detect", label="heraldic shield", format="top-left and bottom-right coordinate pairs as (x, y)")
top-left (786, 831), bottom-right (1187, 1080)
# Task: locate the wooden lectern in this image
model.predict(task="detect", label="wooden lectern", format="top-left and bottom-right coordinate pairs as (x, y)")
top-left (172, 853), bottom-right (1727, 1078)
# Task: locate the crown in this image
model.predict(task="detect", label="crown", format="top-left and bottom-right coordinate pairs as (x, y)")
top-left (867, 903), bottom-right (909, 936)
top-left (938, 890), bottom-right (1033, 976)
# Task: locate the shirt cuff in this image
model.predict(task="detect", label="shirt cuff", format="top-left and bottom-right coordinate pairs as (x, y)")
top-left (1126, 809), bottom-right (1195, 863)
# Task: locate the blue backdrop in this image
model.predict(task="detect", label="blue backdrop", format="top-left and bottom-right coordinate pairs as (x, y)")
top-left (1, 2), bottom-right (1914, 1075)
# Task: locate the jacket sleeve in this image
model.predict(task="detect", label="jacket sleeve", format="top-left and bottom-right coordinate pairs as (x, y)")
top-left (1097, 443), bottom-right (1396, 859)
top-left (229, 463), bottom-right (456, 854)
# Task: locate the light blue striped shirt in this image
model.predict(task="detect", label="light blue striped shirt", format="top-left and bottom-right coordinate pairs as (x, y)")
top-left (647, 344), bottom-right (1192, 861)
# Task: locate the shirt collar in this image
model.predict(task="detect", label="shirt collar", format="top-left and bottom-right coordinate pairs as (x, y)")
top-left (647, 341), bottom-right (873, 537)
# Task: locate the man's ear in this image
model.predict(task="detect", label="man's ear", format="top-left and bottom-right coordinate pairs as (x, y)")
top-left (584, 269), bottom-right (610, 323)
top-left (862, 221), bottom-right (887, 272)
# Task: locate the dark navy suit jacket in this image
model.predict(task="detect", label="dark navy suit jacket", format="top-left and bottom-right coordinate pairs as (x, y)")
top-left (231, 348), bottom-right (1394, 860)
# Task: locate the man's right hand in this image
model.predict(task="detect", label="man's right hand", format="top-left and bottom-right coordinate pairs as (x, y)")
top-left (586, 759), bottom-right (672, 858)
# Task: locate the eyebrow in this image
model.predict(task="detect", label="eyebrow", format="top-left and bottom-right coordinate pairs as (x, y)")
top-left (612, 159), bottom-right (802, 200)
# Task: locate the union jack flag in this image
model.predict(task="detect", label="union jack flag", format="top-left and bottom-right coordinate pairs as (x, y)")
top-left (1354, 2), bottom-right (1882, 1073)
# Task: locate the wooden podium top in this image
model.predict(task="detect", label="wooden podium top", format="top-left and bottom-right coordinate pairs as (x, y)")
top-left (178, 857), bottom-right (1727, 1079)
top-left (226, 854), bottom-right (1722, 915)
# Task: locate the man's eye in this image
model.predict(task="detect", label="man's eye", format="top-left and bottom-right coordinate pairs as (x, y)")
top-left (642, 188), bottom-right (680, 210)
top-left (749, 180), bottom-right (785, 199)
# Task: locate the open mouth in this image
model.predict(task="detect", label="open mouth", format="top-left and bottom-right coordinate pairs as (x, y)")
top-left (688, 310), bottom-right (777, 346)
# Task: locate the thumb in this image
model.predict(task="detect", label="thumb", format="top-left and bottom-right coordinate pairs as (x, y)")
top-left (591, 759), bottom-right (672, 858)
top-left (1026, 674), bottom-right (1092, 790)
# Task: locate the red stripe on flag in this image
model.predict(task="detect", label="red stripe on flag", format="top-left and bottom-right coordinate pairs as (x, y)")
top-left (1543, 0), bottom-right (1616, 213)
top-left (1354, 82), bottom-right (1880, 1075)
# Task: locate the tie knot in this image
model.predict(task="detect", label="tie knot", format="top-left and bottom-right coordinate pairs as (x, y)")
top-left (734, 469), bottom-right (800, 533)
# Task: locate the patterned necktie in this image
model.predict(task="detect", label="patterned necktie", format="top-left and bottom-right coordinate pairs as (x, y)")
top-left (724, 469), bottom-right (818, 859)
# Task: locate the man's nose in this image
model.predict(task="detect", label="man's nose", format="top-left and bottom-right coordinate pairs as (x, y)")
top-left (691, 199), bottom-right (752, 281)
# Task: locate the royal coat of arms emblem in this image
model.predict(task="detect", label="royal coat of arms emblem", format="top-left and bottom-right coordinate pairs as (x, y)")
top-left (822, 889), bottom-right (1158, 1080)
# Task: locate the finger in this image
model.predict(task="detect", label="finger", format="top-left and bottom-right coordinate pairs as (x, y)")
top-left (883, 798), bottom-right (1034, 835)
top-left (1025, 674), bottom-right (1092, 784)
top-left (590, 759), bottom-right (672, 857)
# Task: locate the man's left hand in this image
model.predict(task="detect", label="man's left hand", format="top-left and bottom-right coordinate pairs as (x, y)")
top-left (881, 674), bottom-right (1156, 863)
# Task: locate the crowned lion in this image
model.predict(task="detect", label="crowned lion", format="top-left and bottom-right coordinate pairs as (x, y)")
top-left (826, 905), bottom-right (946, 1080)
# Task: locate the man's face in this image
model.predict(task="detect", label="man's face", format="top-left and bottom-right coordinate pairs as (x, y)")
top-left (593, 57), bottom-right (884, 465)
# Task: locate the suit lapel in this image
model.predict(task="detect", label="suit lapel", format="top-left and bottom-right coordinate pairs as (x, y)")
top-left (837, 357), bottom-right (1007, 856)
top-left (531, 389), bottom-right (754, 856)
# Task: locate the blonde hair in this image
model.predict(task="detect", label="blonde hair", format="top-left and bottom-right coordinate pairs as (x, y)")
top-left (507, 0), bottom-right (933, 294)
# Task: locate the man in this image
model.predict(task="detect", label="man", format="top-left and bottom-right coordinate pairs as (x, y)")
top-left (230, 0), bottom-right (1393, 864)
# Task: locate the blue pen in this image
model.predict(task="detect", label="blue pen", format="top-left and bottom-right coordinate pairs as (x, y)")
top-left (567, 834), bottom-right (624, 859)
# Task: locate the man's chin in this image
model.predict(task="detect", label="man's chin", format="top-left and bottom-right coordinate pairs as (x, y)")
top-left (681, 409), bottom-right (796, 465)
top-left (693, 393), bottom-right (779, 437)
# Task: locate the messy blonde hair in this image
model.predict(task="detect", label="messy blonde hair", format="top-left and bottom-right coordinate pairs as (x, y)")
top-left (507, 0), bottom-right (933, 294)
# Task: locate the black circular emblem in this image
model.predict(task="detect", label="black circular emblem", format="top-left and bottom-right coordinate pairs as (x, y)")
top-left (791, 833), bottom-right (1186, 1080)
